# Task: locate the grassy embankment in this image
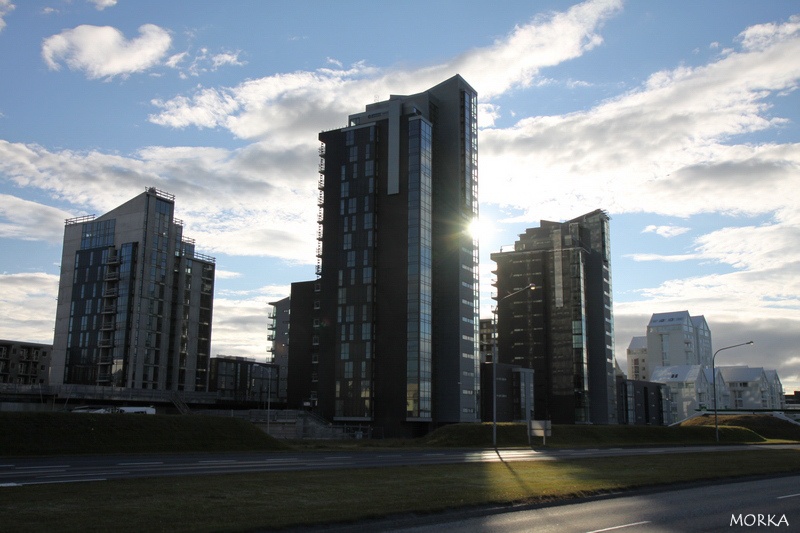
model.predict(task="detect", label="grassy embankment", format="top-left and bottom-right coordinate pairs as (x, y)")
top-left (1, 412), bottom-right (799, 532)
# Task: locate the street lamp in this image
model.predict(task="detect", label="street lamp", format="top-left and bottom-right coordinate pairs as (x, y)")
top-left (712, 341), bottom-right (754, 442)
top-left (254, 363), bottom-right (274, 435)
top-left (492, 282), bottom-right (536, 449)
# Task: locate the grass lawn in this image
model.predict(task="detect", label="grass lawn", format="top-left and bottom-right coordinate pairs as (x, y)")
top-left (2, 449), bottom-right (799, 532)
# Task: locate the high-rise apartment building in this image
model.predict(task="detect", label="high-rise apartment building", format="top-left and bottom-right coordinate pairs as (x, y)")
top-left (642, 311), bottom-right (711, 378)
top-left (299, 75), bottom-right (480, 437)
top-left (490, 209), bottom-right (617, 424)
top-left (268, 296), bottom-right (291, 403)
top-left (51, 188), bottom-right (215, 391)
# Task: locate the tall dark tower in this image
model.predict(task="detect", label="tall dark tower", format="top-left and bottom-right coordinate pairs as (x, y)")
top-left (309, 75), bottom-right (480, 437)
top-left (491, 210), bottom-right (617, 424)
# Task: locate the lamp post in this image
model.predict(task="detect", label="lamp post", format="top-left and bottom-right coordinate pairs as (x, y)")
top-left (254, 363), bottom-right (274, 435)
top-left (493, 283), bottom-right (536, 449)
top-left (712, 341), bottom-right (754, 442)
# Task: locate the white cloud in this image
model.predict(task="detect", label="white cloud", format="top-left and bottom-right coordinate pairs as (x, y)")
top-left (0, 140), bottom-right (318, 262)
top-left (642, 225), bottom-right (691, 238)
top-left (0, 0), bottom-right (13, 32)
top-left (479, 15), bottom-right (800, 223)
top-left (0, 194), bottom-right (73, 243)
top-left (209, 284), bottom-right (291, 357)
top-left (166, 48), bottom-right (247, 78)
top-left (214, 270), bottom-right (242, 280)
top-left (211, 51), bottom-right (245, 69)
top-left (148, 0), bottom-right (623, 147)
top-left (42, 24), bottom-right (172, 80)
top-left (0, 273), bottom-right (59, 344)
top-left (87, 0), bottom-right (117, 10)
top-left (626, 253), bottom-right (698, 263)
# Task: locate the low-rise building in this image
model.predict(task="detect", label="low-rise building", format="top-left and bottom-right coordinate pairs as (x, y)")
top-left (208, 355), bottom-right (279, 406)
top-left (650, 365), bottom-right (713, 422)
top-left (718, 366), bottom-right (778, 410)
top-left (0, 340), bottom-right (52, 385)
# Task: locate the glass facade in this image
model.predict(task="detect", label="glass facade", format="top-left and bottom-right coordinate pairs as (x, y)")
top-left (491, 210), bottom-right (615, 424)
top-left (334, 124), bottom-right (376, 420)
top-left (406, 117), bottom-right (433, 420)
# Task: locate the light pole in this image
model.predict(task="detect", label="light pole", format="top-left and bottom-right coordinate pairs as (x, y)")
top-left (493, 283), bottom-right (536, 449)
top-left (254, 363), bottom-right (274, 435)
top-left (712, 340), bottom-right (754, 442)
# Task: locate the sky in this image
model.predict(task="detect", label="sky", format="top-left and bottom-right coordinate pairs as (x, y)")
top-left (0, 0), bottom-right (798, 393)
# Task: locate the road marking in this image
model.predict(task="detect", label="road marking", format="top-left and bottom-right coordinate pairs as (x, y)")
top-left (118, 462), bottom-right (163, 466)
top-left (586, 521), bottom-right (651, 533)
top-left (778, 493), bottom-right (800, 499)
top-left (16, 465), bottom-right (70, 470)
top-left (198, 460), bottom-right (237, 464)
top-left (17, 478), bottom-right (107, 486)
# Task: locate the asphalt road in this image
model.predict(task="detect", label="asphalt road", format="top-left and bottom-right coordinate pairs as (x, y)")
top-left (1, 444), bottom-right (799, 486)
top-left (361, 474), bottom-right (800, 533)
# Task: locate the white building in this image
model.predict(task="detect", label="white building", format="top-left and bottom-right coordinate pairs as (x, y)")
top-left (626, 336), bottom-right (648, 381)
top-left (644, 312), bottom-right (712, 376)
top-left (719, 366), bottom-right (784, 410)
top-left (703, 367), bottom-right (729, 412)
top-left (650, 365), bottom-right (714, 422)
top-left (765, 370), bottom-right (786, 409)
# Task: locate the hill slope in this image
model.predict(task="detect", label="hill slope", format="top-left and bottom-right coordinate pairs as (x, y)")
top-left (0, 412), bottom-right (288, 456)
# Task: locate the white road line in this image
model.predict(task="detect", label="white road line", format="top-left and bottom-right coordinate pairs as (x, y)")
top-left (586, 521), bottom-right (651, 533)
top-left (23, 478), bottom-right (107, 486)
top-left (777, 493), bottom-right (800, 499)
top-left (40, 472), bottom-right (127, 479)
top-left (198, 460), bottom-right (237, 464)
top-left (118, 462), bottom-right (164, 466)
top-left (16, 465), bottom-right (70, 470)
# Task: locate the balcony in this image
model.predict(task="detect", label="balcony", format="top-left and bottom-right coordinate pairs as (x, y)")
top-left (98, 338), bottom-right (113, 348)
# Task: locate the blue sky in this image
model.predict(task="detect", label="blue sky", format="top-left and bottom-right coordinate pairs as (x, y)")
top-left (1, 0), bottom-right (798, 392)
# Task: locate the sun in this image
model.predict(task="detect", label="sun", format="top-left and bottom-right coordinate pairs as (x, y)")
top-left (467, 218), bottom-right (486, 241)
